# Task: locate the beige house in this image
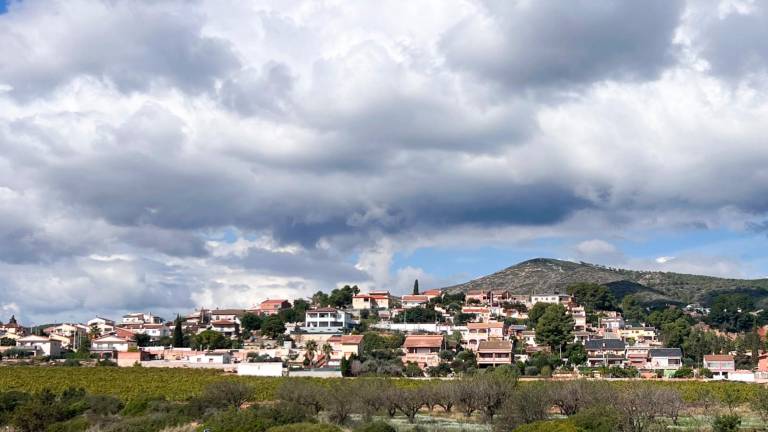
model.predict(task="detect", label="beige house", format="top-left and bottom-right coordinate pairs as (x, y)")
top-left (477, 340), bottom-right (513, 367)
top-left (352, 291), bottom-right (391, 310)
top-left (463, 321), bottom-right (505, 350)
top-left (91, 335), bottom-right (136, 358)
top-left (402, 335), bottom-right (443, 368)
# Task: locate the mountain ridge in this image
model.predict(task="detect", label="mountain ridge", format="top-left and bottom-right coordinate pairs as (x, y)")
top-left (441, 258), bottom-right (768, 306)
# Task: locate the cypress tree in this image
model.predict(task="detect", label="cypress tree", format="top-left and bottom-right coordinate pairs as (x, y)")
top-left (173, 315), bottom-right (184, 347)
top-left (413, 279), bottom-right (419, 295)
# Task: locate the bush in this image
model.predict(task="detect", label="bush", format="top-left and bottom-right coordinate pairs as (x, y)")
top-left (87, 394), bottom-right (124, 416)
top-left (122, 395), bottom-right (167, 417)
top-left (511, 420), bottom-right (579, 432)
top-left (200, 407), bottom-right (269, 432)
top-left (267, 424), bottom-right (341, 432)
top-left (672, 366), bottom-right (694, 378)
top-left (569, 406), bottom-right (622, 432)
top-left (62, 359), bottom-right (81, 367)
top-left (699, 368), bottom-right (714, 378)
top-left (46, 416), bottom-right (89, 432)
top-left (712, 414), bottom-right (741, 432)
top-left (524, 366), bottom-right (539, 376)
top-left (353, 421), bottom-right (397, 432)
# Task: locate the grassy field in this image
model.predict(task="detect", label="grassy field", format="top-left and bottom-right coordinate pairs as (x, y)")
top-left (0, 365), bottom-right (763, 404)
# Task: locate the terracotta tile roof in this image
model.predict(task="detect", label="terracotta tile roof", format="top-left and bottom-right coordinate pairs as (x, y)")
top-left (211, 320), bottom-right (237, 325)
top-left (704, 354), bottom-right (734, 362)
top-left (341, 335), bottom-right (364, 344)
top-left (467, 321), bottom-right (504, 329)
top-left (478, 340), bottom-right (513, 351)
top-left (403, 335), bottom-right (443, 348)
top-left (402, 295), bottom-right (429, 302)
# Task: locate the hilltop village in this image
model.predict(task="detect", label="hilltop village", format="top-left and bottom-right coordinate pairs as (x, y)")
top-left (2, 283), bottom-right (767, 381)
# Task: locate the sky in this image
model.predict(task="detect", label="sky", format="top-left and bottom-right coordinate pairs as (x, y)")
top-left (2, 0), bottom-right (768, 324)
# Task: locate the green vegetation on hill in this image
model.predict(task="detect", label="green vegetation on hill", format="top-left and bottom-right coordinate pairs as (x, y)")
top-left (443, 258), bottom-right (768, 306)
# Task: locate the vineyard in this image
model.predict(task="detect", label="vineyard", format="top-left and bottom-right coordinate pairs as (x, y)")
top-left (0, 366), bottom-right (427, 401)
top-left (0, 366), bottom-right (762, 403)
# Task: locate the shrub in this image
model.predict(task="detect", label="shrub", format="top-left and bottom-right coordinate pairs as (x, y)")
top-left (353, 421), bottom-right (397, 432)
top-left (569, 406), bottom-right (622, 432)
top-left (200, 407), bottom-right (269, 432)
top-left (62, 359), bottom-right (81, 367)
top-left (267, 424), bottom-right (341, 432)
top-left (699, 368), bottom-right (714, 378)
top-left (511, 420), bottom-right (579, 432)
top-left (200, 381), bottom-right (254, 410)
top-left (122, 395), bottom-right (167, 417)
top-left (672, 366), bottom-right (694, 378)
top-left (712, 414), bottom-right (741, 432)
top-left (46, 416), bottom-right (89, 432)
top-left (524, 366), bottom-right (539, 376)
top-left (87, 394), bottom-right (124, 416)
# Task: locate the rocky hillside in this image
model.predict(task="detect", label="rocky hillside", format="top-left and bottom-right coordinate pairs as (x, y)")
top-left (442, 258), bottom-right (768, 306)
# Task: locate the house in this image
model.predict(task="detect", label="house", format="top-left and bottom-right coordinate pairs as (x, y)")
top-left (340, 335), bottom-right (364, 359)
top-left (302, 308), bottom-right (355, 333)
top-left (91, 335), bottom-right (136, 358)
top-left (463, 321), bottom-right (505, 350)
top-left (87, 317), bottom-right (116, 335)
top-left (599, 316), bottom-right (626, 331)
top-left (210, 320), bottom-right (240, 337)
top-left (585, 339), bottom-right (626, 367)
top-left (619, 327), bottom-right (657, 343)
top-left (422, 289), bottom-right (442, 301)
top-left (489, 290), bottom-right (510, 306)
top-left (521, 330), bottom-right (537, 347)
top-left (625, 344), bottom-right (651, 369)
top-left (703, 355), bottom-right (735, 379)
top-left (134, 323), bottom-right (170, 340)
top-left (648, 348), bottom-right (682, 370)
top-left (16, 335), bottom-right (61, 357)
top-left (570, 306), bottom-right (587, 331)
top-left (466, 290), bottom-right (490, 304)
top-left (477, 340), bottom-right (514, 367)
top-left (189, 352), bottom-right (232, 364)
top-left (210, 309), bottom-right (248, 323)
top-left (184, 309), bottom-right (211, 325)
top-left (0, 315), bottom-right (25, 336)
top-left (573, 331), bottom-right (598, 344)
top-left (44, 323), bottom-right (88, 348)
top-left (401, 295), bottom-right (430, 309)
top-left (121, 313), bottom-right (164, 325)
top-left (530, 293), bottom-right (572, 305)
top-left (402, 335), bottom-right (443, 368)
top-left (352, 292), bottom-right (392, 310)
top-left (461, 306), bottom-right (491, 321)
top-left (258, 299), bottom-right (291, 316)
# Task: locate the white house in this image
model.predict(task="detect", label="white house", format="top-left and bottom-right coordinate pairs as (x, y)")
top-left (87, 317), bottom-right (116, 335)
top-left (647, 348), bottom-right (682, 370)
top-left (189, 352), bottom-right (232, 364)
top-left (401, 295), bottom-right (430, 309)
top-left (237, 361), bottom-right (283, 376)
top-left (301, 308), bottom-right (355, 333)
top-left (91, 335), bottom-right (135, 354)
top-left (16, 335), bottom-right (61, 357)
top-left (530, 293), bottom-right (572, 306)
top-left (121, 313), bottom-right (164, 325)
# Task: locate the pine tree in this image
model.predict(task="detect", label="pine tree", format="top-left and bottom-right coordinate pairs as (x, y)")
top-left (173, 315), bottom-right (184, 347)
top-left (413, 279), bottom-right (420, 295)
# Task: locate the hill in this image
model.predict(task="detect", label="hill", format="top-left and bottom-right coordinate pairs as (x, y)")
top-left (442, 258), bottom-right (768, 306)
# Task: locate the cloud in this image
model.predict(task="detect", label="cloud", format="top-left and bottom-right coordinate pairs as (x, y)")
top-left (1, 0), bottom-right (768, 322)
top-left (441, 0), bottom-right (684, 89)
top-left (0, 0), bottom-right (239, 99)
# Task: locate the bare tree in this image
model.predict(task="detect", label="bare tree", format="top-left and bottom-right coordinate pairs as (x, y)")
top-left (751, 387), bottom-right (768, 426)
top-left (394, 387), bottom-right (425, 424)
top-left (354, 379), bottom-right (391, 422)
top-left (431, 381), bottom-right (457, 413)
top-left (550, 380), bottom-right (614, 416)
top-left (276, 379), bottom-right (323, 414)
top-left (656, 387), bottom-right (685, 425)
top-left (201, 381), bottom-right (254, 410)
top-left (616, 383), bottom-right (681, 432)
top-left (322, 381), bottom-right (356, 424)
top-left (495, 382), bottom-right (552, 431)
top-left (454, 378), bottom-right (482, 418)
top-left (475, 374), bottom-right (517, 421)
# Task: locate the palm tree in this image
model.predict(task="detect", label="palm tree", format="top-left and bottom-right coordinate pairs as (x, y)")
top-left (322, 343), bottom-right (333, 366)
top-left (305, 340), bottom-right (318, 367)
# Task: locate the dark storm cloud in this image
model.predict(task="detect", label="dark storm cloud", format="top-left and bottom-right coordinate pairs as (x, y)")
top-left (696, 4), bottom-right (768, 79)
top-left (441, 0), bottom-right (684, 89)
top-left (0, 1), bottom-right (239, 99)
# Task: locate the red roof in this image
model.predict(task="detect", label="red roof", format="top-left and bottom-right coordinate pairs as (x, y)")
top-left (467, 321), bottom-right (504, 329)
top-left (402, 295), bottom-right (429, 302)
top-left (704, 355), bottom-right (734, 362)
top-left (211, 320), bottom-right (237, 325)
top-left (423, 289), bottom-right (442, 296)
top-left (403, 335), bottom-right (443, 348)
top-left (341, 335), bottom-right (364, 345)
